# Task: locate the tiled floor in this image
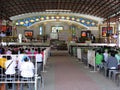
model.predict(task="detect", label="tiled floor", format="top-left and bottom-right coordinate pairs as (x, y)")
top-left (44, 50), bottom-right (120, 90)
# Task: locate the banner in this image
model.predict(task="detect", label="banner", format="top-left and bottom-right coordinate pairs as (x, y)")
top-left (77, 48), bottom-right (81, 59)
top-left (87, 50), bottom-right (95, 67)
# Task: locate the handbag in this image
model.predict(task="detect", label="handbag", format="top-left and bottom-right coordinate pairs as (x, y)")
top-left (6, 61), bottom-right (13, 70)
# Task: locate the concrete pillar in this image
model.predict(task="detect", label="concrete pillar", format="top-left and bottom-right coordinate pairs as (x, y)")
top-left (116, 21), bottom-right (120, 47)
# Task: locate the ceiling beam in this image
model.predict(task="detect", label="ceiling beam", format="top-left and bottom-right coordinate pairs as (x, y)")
top-left (99, 0), bottom-right (120, 18)
top-left (94, 0), bottom-right (116, 17)
top-left (85, 0), bottom-right (97, 14)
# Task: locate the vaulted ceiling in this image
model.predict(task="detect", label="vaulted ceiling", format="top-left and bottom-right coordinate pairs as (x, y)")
top-left (0, 0), bottom-right (120, 22)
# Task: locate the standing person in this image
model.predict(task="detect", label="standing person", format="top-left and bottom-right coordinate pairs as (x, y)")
top-left (0, 47), bottom-right (2, 54)
top-left (1, 48), bottom-right (5, 54)
top-left (27, 48), bottom-right (32, 54)
top-left (6, 48), bottom-right (12, 54)
top-left (33, 48), bottom-right (38, 62)
top-left (90, 34), bottom-right (96, 43)
top-left (0, 31), bottom-right (6, 37)
top-left (31, 48), bottom-right (35, 54)
top-left (25, 48), bottom-right (28, 54)
top-left (26, 48), bottom-right (32, 60)
top-left (34, 48), bottom-right (38, 54)
top-left (36, 51), bottom-right (43, 75)
top-left (41, 48), bottom-right (46, 60)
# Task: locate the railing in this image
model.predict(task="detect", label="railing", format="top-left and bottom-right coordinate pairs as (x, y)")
top-left (0, 54), bottom-right (44, 90)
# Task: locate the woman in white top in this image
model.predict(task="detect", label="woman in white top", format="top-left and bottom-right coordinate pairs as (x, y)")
top-left (5, 55), bottom-right (17, 89)
top-left (20, 57), bottom-right (34, 78)
top-left (5, 56), bottom-right (16, 75)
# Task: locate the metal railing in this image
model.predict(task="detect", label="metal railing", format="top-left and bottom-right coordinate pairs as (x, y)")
top-left (0, 54), bottom-right (44, 90)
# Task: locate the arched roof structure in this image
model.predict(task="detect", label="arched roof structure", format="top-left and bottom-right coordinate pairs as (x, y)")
top-left (14, 13), bottom-right (102, 28)
top-left (0, 0), bottom-right (119, 22)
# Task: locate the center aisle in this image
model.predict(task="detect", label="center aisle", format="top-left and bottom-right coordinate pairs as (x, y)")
top-left (44, 50), bottom-right (119, 90)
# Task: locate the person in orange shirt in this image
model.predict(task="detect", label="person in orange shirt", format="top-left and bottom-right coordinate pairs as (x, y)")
top-left (0, 56), bottom-right (7, 69)
top-left (0, 56), bottom-right (7, 78)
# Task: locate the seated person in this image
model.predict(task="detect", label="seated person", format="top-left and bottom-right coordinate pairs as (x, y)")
top-left (106, 51), bottom-right (118, 77)
top-left (106, 51), bottom-right (118, 69)
top-left (17, 54), bottom-right (30, 70)
top-left (19, 57), bottom-right (34, 90)
top-left (0, 56), bottom-right (7, 70)
top-left (5, 56), bottom-right (17, 89)
top-left (20, 57), bottom-right (34, 78)
top-left (5, 56), bottom-right (16, 75)
top-left (103, 49), bottom-right (109, 63)
top-left (0, 56), bottom-right (7, 78)
top-left (115, 50), bottom-right (120, 69)
top-left (95, 50), bottom-right (104, 71)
